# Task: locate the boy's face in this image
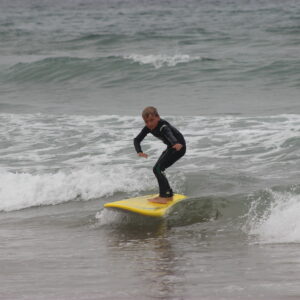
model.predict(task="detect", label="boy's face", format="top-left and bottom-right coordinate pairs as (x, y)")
top-left (144, 114), bottom-right (160, 130)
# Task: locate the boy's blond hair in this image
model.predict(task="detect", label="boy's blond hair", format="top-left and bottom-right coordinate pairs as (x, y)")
top-left (142, 106), bottom-right (160, 119)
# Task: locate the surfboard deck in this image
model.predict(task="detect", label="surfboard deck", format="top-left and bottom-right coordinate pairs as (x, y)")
top-left (104, 194), bottom-right (187, 218)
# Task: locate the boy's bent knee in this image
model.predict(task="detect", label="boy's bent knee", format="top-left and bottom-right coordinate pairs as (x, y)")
top-left (153, 165), bottom-right (160, 175)
top-left (153, 164), bottom-right (164, 176)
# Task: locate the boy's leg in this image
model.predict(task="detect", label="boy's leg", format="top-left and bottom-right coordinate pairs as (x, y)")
top-left (152, 147), bottom-right (186, 199)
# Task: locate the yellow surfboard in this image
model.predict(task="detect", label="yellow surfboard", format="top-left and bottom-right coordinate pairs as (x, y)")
top-left (104, 194), bottom-right (187, 218)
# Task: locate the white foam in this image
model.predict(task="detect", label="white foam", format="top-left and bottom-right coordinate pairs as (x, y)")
top-left (2, 113), bottom-right (299, 172)
top-left (124, 54), bottom-right (201, 69)
top-left (246, 190), bottom-right (300, 244)
top-left (183, 114), bottom-right (300, 169)
top-left (0, 166), bottom-right (155, 212)
top-left (95, 209), bottom-right (123, 226)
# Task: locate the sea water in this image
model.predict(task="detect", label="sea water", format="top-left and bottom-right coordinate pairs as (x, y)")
top-left (0, 0), bottom-right (300, 299)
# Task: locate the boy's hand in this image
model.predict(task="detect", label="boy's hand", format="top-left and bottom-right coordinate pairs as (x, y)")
top-left (172, 143), bottom-right (183, 151)
top-left (138, 152), bottom-right (148, 158)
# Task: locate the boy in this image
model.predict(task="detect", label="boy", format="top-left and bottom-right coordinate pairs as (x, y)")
top-left (133, 106), bottom-right (186, 204)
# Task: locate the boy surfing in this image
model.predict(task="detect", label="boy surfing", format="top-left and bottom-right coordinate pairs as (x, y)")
top-left (134, 107), bottom-right (186, 204)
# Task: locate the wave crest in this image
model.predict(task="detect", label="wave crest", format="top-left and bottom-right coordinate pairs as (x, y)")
top-left (0, 167), bottom-right (155, 212)
top-left (244, 187), bottom-right (300, 244)
top-left (124, 54), bottom-right (201, 69)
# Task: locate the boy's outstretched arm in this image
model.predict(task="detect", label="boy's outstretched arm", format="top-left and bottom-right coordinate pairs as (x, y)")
top-left (134, 126), bottom-right (150, 158)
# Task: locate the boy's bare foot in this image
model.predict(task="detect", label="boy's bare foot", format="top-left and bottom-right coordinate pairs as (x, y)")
top-left (148, 196), bottom-right (173, 204)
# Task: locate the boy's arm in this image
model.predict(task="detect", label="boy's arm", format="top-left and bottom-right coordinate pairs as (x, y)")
top-left (161, 125), bottom-right (183, 151)
top-left (160, 125), bottom-right (178, 145)
top-left (133, 126), bottom-right (149, 154)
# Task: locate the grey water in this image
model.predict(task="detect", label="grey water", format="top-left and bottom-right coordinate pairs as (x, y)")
top-left (1, 0), bottom-right (300, 299)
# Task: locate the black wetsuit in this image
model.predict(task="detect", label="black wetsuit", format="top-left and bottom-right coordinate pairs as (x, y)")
top-left (134, 119), bottom-right (186, 198)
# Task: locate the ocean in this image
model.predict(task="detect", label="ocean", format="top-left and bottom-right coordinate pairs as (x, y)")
top-left (0, 0), bottom-right (300, 299)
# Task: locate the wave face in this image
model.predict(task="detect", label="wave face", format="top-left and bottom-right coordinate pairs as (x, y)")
top-left (243, 187), bottom-right (300, 244)
top-left (1, 53), bottom-right (298, 88)
top-left (2, 54), bottom-right (204, 85)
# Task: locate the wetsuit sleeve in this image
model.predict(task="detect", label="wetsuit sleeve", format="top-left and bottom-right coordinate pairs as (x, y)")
top-left (160, 125), bottom-right (178, 146)
top-left (133, 126), bottom-right (149, 153)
